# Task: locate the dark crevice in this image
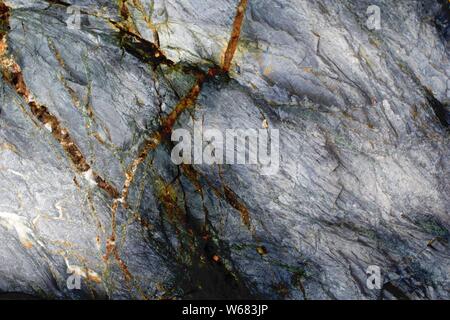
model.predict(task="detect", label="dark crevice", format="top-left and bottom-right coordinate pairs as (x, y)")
top-left (382, 282), bottom-right (411, 300)
top-left (435, 0), bottom-right (450, 43)
top-left (424, 87), bottom-right (450, 128)
top-left (115, 27), bottom-right (174, 69)
top-left (1, 0), bottom-right (258, 300)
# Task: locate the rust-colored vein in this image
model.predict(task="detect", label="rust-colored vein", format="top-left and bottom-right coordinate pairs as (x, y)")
top-left (161, 76), bottom-right (204, 135)
top-left (104, 197), bottom-right (148, 299)
top-left (110, 0), bottom-right (251, 232)
top-left (222, 0), bottom-right (249, 72)
top-left (132, 0), bottom-right (161, 48)
top-left (119, 0), bottom-right (131, 21)
top-left (0, 2), bottom-right (118, 199)
top-left (104, 0), bottom-right (251, 282)
top-left (0, 2), bottom-right (11, 55)
top-left (98, 1), bottom-right (172, 294)
top-left (113, 67), bottom-right (222, 213)
top-left (1, 0), bottom-right (140, 297)
top-left (114, 21), bottom-right (172, 67)
top-left (103, 68), bottom-right (220, 282)
top-left (223, 185), bottom-right (250, 227)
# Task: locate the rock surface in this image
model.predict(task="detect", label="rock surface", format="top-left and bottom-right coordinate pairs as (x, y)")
top-left (0, 0), bottom-right (449, 299)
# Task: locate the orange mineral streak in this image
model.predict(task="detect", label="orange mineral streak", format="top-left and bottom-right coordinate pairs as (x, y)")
top-left (114, 67), bottom-right (222, 214)
top-left (104, 68), bottom-right (220, 284)
top-left (111, 0), bottom-right (252, 222)
top-left (0, 0), bottom-right (139, 295)
top-left (222, 0), bottom-right (249, 72)
top-left (105, 0), bottom-right (251, 283)
top-left (0, 2), bottom-right (119, 199)
top-left (111, 0), bottom-right (250, 214)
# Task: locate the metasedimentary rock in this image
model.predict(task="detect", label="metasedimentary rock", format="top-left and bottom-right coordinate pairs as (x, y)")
top-left (0, 0), bottom-right (448, 299)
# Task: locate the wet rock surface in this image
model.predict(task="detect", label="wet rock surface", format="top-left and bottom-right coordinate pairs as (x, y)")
top-left (0, 0), bottom-right (449, 299)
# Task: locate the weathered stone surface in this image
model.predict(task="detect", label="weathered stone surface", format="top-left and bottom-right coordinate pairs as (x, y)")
top-left (0, 0), bottom-right (449, 299)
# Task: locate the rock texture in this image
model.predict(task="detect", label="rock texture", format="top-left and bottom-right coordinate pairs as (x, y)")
top-left (0, 0), bottom-right (449, 299)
